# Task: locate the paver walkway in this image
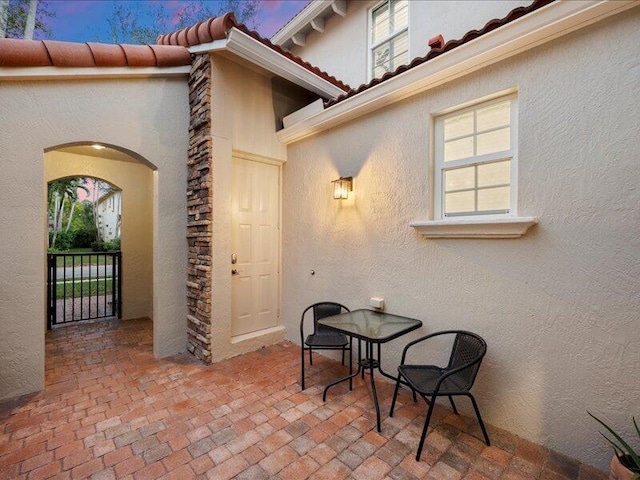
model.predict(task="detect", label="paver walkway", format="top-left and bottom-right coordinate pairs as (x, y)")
top-left (0, 318), bottom-right (607, 480)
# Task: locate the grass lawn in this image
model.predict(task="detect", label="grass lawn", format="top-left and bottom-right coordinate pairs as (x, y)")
top-left (55, 279), bottom-right (117, 300)
top-left (52, 250), bottom-right (116, 267)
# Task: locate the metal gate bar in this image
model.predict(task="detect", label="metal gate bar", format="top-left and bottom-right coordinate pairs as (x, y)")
top-left (47, 252), bottom-right (122, 328)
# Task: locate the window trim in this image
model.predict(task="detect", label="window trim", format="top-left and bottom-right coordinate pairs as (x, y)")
top-left (367, 0), bottom-right (410, 82)
top-left (433, 93), bottom-right (519, 220)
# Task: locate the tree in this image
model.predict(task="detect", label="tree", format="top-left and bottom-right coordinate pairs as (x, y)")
top-left (23, 0), bottom-right (36, 39)
top-left (0, 0), bottom-right (9, 38)
top-left (0, 0), bottom-right (54, 39)
top-left (103, 0), bottom-right (262, 45)
top-left (48, 178), bottom-right (88, 249)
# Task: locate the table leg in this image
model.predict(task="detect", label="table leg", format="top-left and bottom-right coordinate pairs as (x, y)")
top-left (376, 343), bottom-right (414, 391)
top-left (323, 340), bottom-right (382, 432)
top-left (367, 341), bottom-right (381, 432)
top-left (323, 355), bottom-right (362, 402)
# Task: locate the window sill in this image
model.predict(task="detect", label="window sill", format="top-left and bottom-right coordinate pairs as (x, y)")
top-left (410, 217), bottom-right (538, 239)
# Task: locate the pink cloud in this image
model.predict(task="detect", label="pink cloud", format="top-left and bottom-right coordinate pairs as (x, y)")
top-left (262, 0), bottom-right (284, 12)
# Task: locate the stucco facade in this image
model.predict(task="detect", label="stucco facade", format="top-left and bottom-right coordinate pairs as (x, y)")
top-left (0, 78), bottom-right (189, 400)
top-left (1, 0), bottom-right (638, 473)
top-left (281, 8), bottom-right (640, 470)
top-left (287, 0), bottom-right (525, 87)
top-left (208, 54), bottom-right (288, 361)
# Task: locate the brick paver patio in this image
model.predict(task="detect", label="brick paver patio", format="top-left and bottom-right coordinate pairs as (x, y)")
top-left (0, 318), bottom-right (607, 479)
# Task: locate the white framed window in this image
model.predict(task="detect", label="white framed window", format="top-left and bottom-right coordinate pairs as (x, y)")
top-left (434, 94), bottom-right (518, 219)
top-left (369, 0), bottom-right (409, 80)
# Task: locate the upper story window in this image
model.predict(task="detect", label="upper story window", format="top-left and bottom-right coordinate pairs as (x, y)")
top-left (370, 0), bottom-right (409, 79)
top-left (434, 94), bottom-right (518, 219)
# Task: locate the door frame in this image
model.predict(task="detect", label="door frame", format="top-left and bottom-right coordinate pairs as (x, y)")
top-left (231, 150), bottom-right (284, 340)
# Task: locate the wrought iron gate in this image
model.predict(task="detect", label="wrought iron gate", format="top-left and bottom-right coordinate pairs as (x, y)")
top-left (47, 252), bottom-right (122, 328)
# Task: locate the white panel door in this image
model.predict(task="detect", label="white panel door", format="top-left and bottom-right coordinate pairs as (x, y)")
top-left (231, 157), bottom-right (279, 336)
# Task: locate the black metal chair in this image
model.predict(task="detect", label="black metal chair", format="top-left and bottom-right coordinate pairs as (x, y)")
top-left (389, 330), bottom-right (490, 461)
top-left (300, 302), bottom-right (352, 391)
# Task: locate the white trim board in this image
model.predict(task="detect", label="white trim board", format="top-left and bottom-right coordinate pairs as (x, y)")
top-left (0, 66), bottom-right (190, 81)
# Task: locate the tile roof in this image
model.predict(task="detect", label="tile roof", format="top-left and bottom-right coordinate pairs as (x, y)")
top-left (0, 38), bottom-right (191, 68)
top-left (156, 12), bottom-right (350, 92)
top-left (324, 0), bottom-right (555, 108)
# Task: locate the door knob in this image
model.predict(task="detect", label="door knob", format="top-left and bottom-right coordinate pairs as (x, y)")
top-left (232, 269), bottom-right (240, 275)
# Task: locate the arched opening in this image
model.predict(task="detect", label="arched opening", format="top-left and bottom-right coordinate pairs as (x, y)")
top-left (44, 143), bottom-right (155, 329)
top-left (47, 176), bottom-right (122, 325)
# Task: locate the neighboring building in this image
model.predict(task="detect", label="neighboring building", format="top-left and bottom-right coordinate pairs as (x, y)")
top-left (0, 0), bottom-right (638, 472)
top-left (96, 189), bottom-right (122, 241)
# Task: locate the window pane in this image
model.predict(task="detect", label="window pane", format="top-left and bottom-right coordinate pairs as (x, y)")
top-left (444, 111), bottom-right (473, 140)
top-left (477, 127), bottom-right (510, 156)
top-left (373, 42), bottom-right (391, 77)
top-left (445, 166), bottom-right (475, 191)
top-left (389, 31), bottom-right (409, 69)
top-left (445, 191), bottom-right (475, 214)
top-left (478, 186), bottom-right (510, 211)
top-left (444, 136), bottom-right (474, 162)
top-left (477, 160), bottom-right (510, 187)
top-left (391, 0), bottom-right (409, 32)
top-left (372, 3), bottom-right (390, 43)
top-left (476, 101), bottom-right (511, 132)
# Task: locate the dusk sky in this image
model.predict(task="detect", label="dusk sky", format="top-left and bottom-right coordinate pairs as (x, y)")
top-left (46, 0), bottom-right (309, 43)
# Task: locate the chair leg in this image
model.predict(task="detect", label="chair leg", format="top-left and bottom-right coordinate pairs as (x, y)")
top-left (389, 373), bottom-right (402, 417)
top-left (416, 394), bottom-right (437, 461)
top-left (448, 395), bottom-right (458, 414)
top-left (301, 345), bottom-right (305, 391)
top-left (309, 347), bottom-right (313, 365)
top-left (468, 394), bottom-right (490, 446)
top-left (412, 390), bottom-right (417, 403)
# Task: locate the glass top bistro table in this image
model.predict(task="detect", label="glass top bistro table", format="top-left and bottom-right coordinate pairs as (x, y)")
top-left (318, 309), bottom-right (423, 432)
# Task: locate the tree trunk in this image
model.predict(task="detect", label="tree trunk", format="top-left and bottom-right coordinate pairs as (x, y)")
top-left (65, 202), bottom-right (76, 233)
top-left (0, 0), bottom-right (9, 38)
top-left (23, 0), bottom-right (37, 40)
top-left (50, 194), bottom-right (61, 248)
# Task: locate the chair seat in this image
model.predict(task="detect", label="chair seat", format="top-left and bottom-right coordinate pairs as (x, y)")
top-left (305, 332), bottom-right (348, 348)
top-left (399, 365), bottom-right (469, 395)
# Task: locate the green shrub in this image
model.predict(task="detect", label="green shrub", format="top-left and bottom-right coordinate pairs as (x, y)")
top-left (54, 231), bottom-right (74, 251)
top-left (72, 228), bottom-right (97, 248)
top-left (103, 238), bottom-right (121, 252)
top-left (91, 240), bottom-right (106, 252)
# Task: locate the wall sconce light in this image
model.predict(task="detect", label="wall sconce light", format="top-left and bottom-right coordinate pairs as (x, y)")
top-left (332, 177), bottom-right (353, 200)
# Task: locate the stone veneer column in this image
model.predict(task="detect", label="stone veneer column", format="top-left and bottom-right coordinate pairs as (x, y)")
top-left (186, 53), bottom-right (213, 362)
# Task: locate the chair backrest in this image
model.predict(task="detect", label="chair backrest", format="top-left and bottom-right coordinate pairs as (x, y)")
top-left (300, 302), bottom-right (349, 336)
top-left (447, 331), bottom-right (487, 390)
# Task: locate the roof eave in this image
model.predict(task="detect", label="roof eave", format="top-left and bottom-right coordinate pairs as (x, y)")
top-left (271, 0), bottom-right (343, 48)
top-left (191, 27), bottom-right (345, 99)
top-left (278, 0), bottom-right (637, 145)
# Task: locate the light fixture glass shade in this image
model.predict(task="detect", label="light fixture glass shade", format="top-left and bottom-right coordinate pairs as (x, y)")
top-left (332, 177), bottom-right (353, 199)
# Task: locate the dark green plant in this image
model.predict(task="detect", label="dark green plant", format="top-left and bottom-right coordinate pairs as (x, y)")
top-left (589, 412), bottom-right (640, 478)
top-left (91, 240), bottom-right (106, 252)
top-left (103, 238), bottom-right (121, 252)
top-left (53, 230), bottom-right (74, 251)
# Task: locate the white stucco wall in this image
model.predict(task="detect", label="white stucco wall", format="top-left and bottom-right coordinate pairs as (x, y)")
top-left (282, 9), bottom-right (640, 470)
top-left (289, 0), bottom-right (525, 88)
top-left (96, 190), bottom-right (122, 241)
top-left (208, 55), bottom-right (287, 361)
top-left (44, 152), bottom-right (153, 321)
top-left (0, 77), bottom-right (189, 401)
